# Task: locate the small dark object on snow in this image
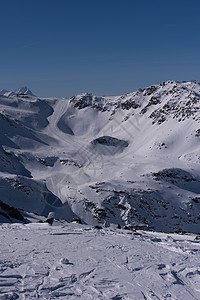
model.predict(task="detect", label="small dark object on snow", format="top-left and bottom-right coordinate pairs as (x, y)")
top-left (132, 232), bottom-right (142, 236)
top-left (70, 217), bottom-right (82, 224)
top-left (175, 228), bottom-right (186, 234)
top-left (45, 212), bottom-right (55, 226)
top-left (116, 224), bottom-right (122, 229)
top-left (94, 225), bottom-right (103, 230)
top-left (46, 218), bottom-right (54, 225)
top-left (123, 225), bottom-right (136, 231)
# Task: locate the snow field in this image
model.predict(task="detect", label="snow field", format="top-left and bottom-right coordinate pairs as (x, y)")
top-left (0, 222), bottom-right (200, 299)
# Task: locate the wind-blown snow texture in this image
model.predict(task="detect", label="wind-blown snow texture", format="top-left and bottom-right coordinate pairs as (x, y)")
top-left (0, 220), bottom-right (200, 299)
top-left (0, 80), bottom-right (200, 233)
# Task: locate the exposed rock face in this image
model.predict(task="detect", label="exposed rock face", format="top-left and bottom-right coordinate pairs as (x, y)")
top-left (9, 208), bottom-right (24, 221)
top-left (91, 136), bottom-right (128, 147)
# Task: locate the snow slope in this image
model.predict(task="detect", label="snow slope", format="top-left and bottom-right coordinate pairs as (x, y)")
top-left (0, 221), bottom-right (200, 299)
top-left (0, 81), bottom-right (200, 232)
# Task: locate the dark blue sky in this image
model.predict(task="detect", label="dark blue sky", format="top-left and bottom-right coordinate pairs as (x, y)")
top-left (1, 0), bottom-right (200, 97)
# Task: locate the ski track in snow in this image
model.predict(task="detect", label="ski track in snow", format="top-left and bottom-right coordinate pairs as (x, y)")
top-left (0, 223), bottom-right (200, 300)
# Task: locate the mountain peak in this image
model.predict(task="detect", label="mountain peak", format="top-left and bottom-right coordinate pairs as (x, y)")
top-left (14, 86), bottom-right (36, 96)
top-left (0, 89), bottom-right (9, 95)
top-left (0, 86), bottom-right (36, 97)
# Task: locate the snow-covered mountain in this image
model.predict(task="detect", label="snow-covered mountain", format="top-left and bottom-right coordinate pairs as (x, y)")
top-left (14, 86), bottom-right (36, 96)
top-left (0, 89), bottom-right (9, 95)
top-left (0, 89), bottom-right (16, 97)
top-left (0, 80), bottom-right (200, 233)
top-left (0, 86), bottom-right (36, 97)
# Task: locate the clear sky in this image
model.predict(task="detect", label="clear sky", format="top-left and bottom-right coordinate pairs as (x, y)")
top-left (1, 0), bottom-right (200, 97)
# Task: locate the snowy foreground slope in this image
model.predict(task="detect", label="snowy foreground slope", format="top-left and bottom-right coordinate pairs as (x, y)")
top-left (0, 80), bottom-right (200, 232)
top-left (0, 220), bottom-right (200, 299)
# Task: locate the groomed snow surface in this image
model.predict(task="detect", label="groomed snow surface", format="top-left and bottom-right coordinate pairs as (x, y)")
top-left (1, 220), bottom-right (200, 300)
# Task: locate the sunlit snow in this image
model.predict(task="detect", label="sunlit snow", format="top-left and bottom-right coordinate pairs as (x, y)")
top-left (0, 81), bottom-right (200, 299)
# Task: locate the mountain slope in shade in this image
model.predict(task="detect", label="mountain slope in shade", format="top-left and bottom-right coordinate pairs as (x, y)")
top-left (0, 80), bottom-right (200, 233)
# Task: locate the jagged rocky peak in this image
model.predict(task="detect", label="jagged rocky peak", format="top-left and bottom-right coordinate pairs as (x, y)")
top-left (141, 80), bottom-right (200, 98)
top-left (70, 92), bottom-right (107, 110)
top-left (70, 93), bottom-right (94, 109)
top-left (68, 80), bottom-right (200, 116)
top-left (69, 81), bottom-right (200, 125)
top-left (0, 86), bottom-right (36, 97)
top-left (117, 80), bottom-right (200, 124)
top-left (146, 81), bottom-right (200, 124)
top-left (14, 86), bottom-right (36, 96)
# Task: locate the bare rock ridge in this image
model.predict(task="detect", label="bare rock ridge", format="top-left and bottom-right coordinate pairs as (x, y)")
top-left (0, 80), bottom-right (199, 233)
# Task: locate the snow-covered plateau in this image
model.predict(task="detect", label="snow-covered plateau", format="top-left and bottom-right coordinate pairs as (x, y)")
top-left (0, 80), bottom-right (200, 299)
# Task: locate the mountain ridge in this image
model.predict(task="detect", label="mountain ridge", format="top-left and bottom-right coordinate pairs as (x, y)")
top-left (0, 86), bottom-right (36, 97)
top-left (0, 80), bottom-right (199, 233)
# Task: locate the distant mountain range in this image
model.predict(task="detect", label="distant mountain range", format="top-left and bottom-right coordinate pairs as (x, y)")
top-left (0, 86), bottom-right (36, 97)
top-left (0, 80), bottom-right (199, 233)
